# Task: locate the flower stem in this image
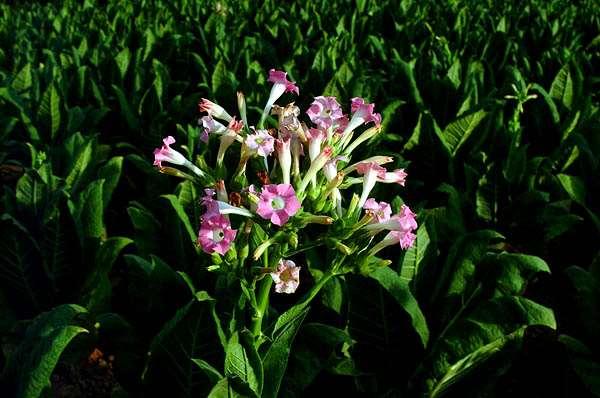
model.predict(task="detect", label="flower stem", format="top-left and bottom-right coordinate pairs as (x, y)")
top-left (251, 275), bottom-right (273, 338)
top-left (251, 246), bottom-right (273, 338)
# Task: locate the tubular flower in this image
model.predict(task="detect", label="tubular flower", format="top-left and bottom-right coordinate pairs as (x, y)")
top-left (342, 97), bottom-right (382, 137)
top-left (377, 169), bottom-right (407, 186)
top-left (202, 188), bottom-right (254, 218)
top-left (297, 146), bottom-right (333, 193)
top-left (268, 69), bottom-right (299, 95)
top-left (356, 162), bottom-right (387, 208)
top-left (276, 137), bottom-right (292, 185)
top-left (270, 259), bottom-right (301, 294)
top-left (197, 214), bottom-right (237, 255)
top-left (366, 204), bottom-right (418, 234)
top-left (256, 184), bottom-right (301, 226)
top-left (260, 69), bottom-right (299, 126)
top-left (306, 96), bottom-right (343, 129)
top-left (153, 136), bottom-right (205, 178)
top-left (199, 116), bottom-right (228, 143)
top-left (307, 128), bottom-right (326, 162)
top-left (198, 98), bottom-right (233, 123)
top-left (246, 130), bottom-right (275, 158)
top-left (370, 229), bottom-right (417, 255)
top-left (363, 198), bottom-right (392, 223)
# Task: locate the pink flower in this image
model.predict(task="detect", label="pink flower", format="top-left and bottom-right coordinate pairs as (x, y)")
top-left (276, 137), bottom-right (292, 185)
top-left (342, 97), bottom-right (382, 137)
top-left (201, 188), bottom-right (220, 217)
top-left (246, 130), bottom-right (275, 157)
top-left (268, 69), bottom-right (299, 95)
top-left (153, 136), bottom-right (187, 167)
top-left (199, 116), bottom-right (227, 143)
top-left (351, 97), bottom-right (382, 126)
top-left (270, 259), bottom-right (301, 294)
top-left (306, 96), bottom-right (343, 129)
top-left (197, 214), bottom-right (237, 255)
top-left (366, 204), bottom-right (418, 234)
top-left (256, 184), bottom-right (301, 226)
top-left (368, 205), bottom-right (418, 253)
top-left (323, 156), bottom-right (348, 182)
top-left (260, 69), bottom-right (299, 126)
top-left (334, 115), bottom-right (349, 136)
top-left (202, 188), bottom-right (253, 218)
top-left (397, 204), bottom-right (418, 230)
top-left (363, 198), bottom-right (392, 223)
top-left (227, 117), bottom-right (244, 132)
top-left (393, 230), bottom-right (417, 249)
top-left (306, 128), bottom-right (326, 162)
top-left (356, 162), bottom-right (387, 208)
top-left (377, 169), bottom-right (407, 186)
top-left (198, 98), bottom-right (233, 123)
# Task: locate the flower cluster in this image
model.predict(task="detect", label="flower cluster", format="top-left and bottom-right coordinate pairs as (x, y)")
top-left (153, 69), bottom-right (416, 294)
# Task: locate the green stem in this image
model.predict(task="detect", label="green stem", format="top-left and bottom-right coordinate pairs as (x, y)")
top-left (251, 275), bottom-right (273, 337)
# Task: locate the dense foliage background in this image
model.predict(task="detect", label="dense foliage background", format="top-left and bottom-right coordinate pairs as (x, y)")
top-left (0, 0), bottom-right (598, 396)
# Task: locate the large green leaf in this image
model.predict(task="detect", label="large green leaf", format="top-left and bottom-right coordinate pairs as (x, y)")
top-left (0, 221), bottom-right (44, 312)
top-left (224, 331), bottom-right (263, 396)
top-left (97, 156), bottom-right (123, 210)
top-left (262, 306), bottom-right (309, 398)
top-left (11, 63), bottom-right (32, 92)
top-left (550, 64), bottom-right (573, 110)
top-left (442, 109), bottom-right (487, 156)
top-left (69, 179), bottom-right (105, 240)
top-left (37, 83), bottom-right (61, 140)
top-left (426, 296), bottom-right (556, 389)
top-left (369, 267), bottom-right (429, 347)
top-left (115, 48), bottom-right (131, 80)
top-left (430, 327), bottom-right (526, 398)
top-left (144, 292), bottom-right (225, 397)
top-left (3, 304), bottom-right (88, 398)
top-left (162, 194), bottom-right (197, 244)
top-left (399, 222), bottom-right (430, 284)
top-left (80, 237), bottom-right (132, 313)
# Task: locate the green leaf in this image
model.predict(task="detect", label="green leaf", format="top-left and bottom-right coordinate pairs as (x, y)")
top-left (430, 327), bottom-right (526, 398)
top-left (112, 84), bottom-right (139, 130)
top-left (432, 230), bottom-right (504, 308)
top-left (16, 170), bottom-right (47, 216)
top-left (483, 253), bottom-right (550, 296)
top-left (64, 134), bottom-right (93, 191)
top-left (207, 377), bottom-right (251, 398)
top-left (262, 306), bottom-right (309, 398)
top-left (192, 358), bottom-right (223, 385)
top-left (427, 296), bottom-right (556, 387)
top-left (0, 221), bottom-right (43, 311)
top-left (557, 173), bottom-right (585, 204)
top-left (4, 304), bottom-right (88, 398)
top-left (224, 331), bottom-right (263, 396)
top-left (161, 194), bottom-right (197, 244)
top-left (212, 58), bottom-right (235, 97)
top-left (144, 292), bottom-right (225, 397)
top-left (531, 83), bottom-right (560, 124)
top-left (127, 202), bottom-right (161, 256)
top-left (115, 48), bottom-right (131, 80)
top-left (71, 179), bottom-right (105, 240)
top-left (550, 64), bottom-right (573, 110)
top-left (97, 156), bottom-right (123, 210)
top-left (81, 237), bottom-right (132, 312)
top-left (369, 267), bottom-right (429, 347)
top-left (392, 51), bottom-right (424, 108)
top-left (37, 84), bottom-right (61, 140)
top-left (400, 223), bottom-right (430, 283)
top-left (442, 109), bottom-right (487, 156)
top-left (11, 63), bottom-right (32, 92)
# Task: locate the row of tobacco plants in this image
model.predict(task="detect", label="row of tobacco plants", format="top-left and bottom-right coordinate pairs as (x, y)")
top-left (0, 0), bottom-right (598, 396)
